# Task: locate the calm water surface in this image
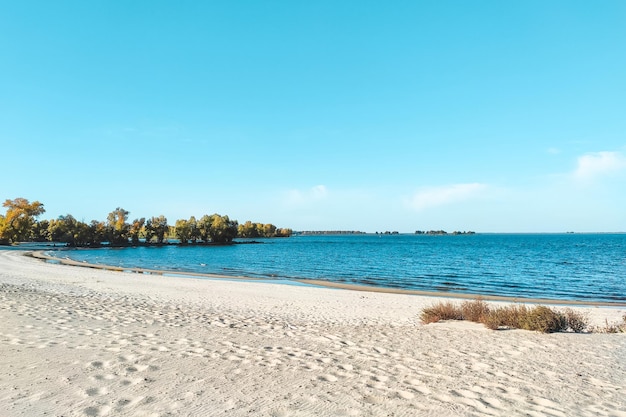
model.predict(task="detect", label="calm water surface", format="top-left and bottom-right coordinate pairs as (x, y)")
top-left (53, 234), bottom-right (626, 303)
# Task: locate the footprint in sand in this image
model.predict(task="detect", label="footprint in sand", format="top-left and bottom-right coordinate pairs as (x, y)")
top-left (84, 405), bottom-right (111, 416)
top-left (84, 387), bottom-right (108, 397)
top-left (406, 380), bottom-right (431, 395)
top-left (126, 364), bottom-right (149, 373)
top-left (88, 360), bottom-right (110, 369)
top-left (92, 374), bottom-right (116, 381)
top-left (396, 390), bottom-right (415, 400)
top-left (338, 364), bottom-right (353, 371)
top-left (372, 375), bottom-right (389, 382)
top-left (335, 409), bottom-right (359, 416)
top-left (270, 409), bottom-right (292, 417)
top-left (318, 374), bottom-right (338, 382)
top-left (363, 394), bottom-right (385, 404)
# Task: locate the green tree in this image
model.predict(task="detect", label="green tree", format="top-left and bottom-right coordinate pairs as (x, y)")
top-left (0, 215), bottom-right (7, 245)
top-left (88, 220), bottom-right (107, 246)
top-left (197, 214), bottom-right (238, 243)
top-left (0, 198), bottom-right (46, 243)
top-left (275, 228), bottom-right (293, 237)
top-left (238, 221), bottom-right (260, 238)
top-left (128, 218), bottom-right (145, 245)
top-left (107, 207), bottom-right (130, 245)
top-left (263, 223), bottom-right (277, 237)
top-left (174, 218), bottom-right (192, 244)
top-left (145, 215), bottom-right (168, 244)
top-left (188, 216), bottom-right (199, 243)
top-left (48, 215), bottom-right (91, 247)
top-left (197, 214), bottom-right (212, 243)
top-left (32, 220), bottom-right (51, 242)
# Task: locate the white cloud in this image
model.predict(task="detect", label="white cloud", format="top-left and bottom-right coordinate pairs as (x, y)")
top-left (573, 151), bottom-right (626, 182)
top-left (310, 184), bottom-right (328, 198)
top-left (407, 183), bottom-right (487, 211)
top-left (285, 185), bottom-right (328, 206)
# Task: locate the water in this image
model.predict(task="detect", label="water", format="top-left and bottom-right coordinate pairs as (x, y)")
top-left (50, 234), bottom-right (626, 303)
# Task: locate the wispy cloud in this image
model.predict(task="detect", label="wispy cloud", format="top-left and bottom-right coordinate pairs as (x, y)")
top-left (547, 147), bottom-right (561, 155)
top-left (407, 183), bottom-right (487, 211)
top-left (572, 151), bottom-right (626, 182)
top-left (284, 185), bottom-right (328, 206)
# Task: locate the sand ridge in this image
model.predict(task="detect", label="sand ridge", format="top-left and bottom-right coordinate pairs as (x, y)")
top-left (0, 250), bottom-right (625, 416)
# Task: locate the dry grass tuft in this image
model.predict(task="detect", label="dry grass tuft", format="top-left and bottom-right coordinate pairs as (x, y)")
top-left (592, 315), bottom-right (626, 333)
top-left (460, 298), bottom-right (490, 322)
top-left (420, 299), bottom-right (591, 333)
top-left (420, 301), bottom-right (463, 324)
top-left (563, 308), bottom-right (589, 333)
top-left (518, 306), bottom-right (567, 333)
top-left (483, 304), bottom-right (530, 330)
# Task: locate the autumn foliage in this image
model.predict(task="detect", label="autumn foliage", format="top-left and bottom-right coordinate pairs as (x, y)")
top-left (0, 197), bottom-right (292, 246)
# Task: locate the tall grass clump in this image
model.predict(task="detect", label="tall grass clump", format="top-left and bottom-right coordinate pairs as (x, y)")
top-left (563, 308), bottom-right (589, 333)
top-left (420, 299), bottom-right (590, 333)
top-left (460, 298), bottom-right (490, 322)
top-left (420, 301), bottom-right (463, 324)
top-left (482, 304), bottom-right (529, 330)
top-left (519, 306), bottom-right (568, 333)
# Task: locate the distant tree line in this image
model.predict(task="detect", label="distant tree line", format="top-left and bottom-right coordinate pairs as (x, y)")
top-left (298, 230), bottom-right (367, 235)
top-left (415, 230), bottom-right (476, 235)
top-left (0, 198), bottom-right (292, 247)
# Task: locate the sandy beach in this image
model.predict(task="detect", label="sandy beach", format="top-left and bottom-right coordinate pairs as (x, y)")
top-left (0, 250), bottom-right (625, 417)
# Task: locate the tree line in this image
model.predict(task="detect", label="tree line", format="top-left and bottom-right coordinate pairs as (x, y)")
top-left (0, 198), bottom-right (292, 247)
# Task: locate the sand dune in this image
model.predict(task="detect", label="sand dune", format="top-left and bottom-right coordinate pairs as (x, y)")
top-left (0, 250), bottom-right (625, 416)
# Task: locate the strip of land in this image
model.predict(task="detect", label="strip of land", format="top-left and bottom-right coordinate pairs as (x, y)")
top-left (0, 250), bottom-right (625, 417)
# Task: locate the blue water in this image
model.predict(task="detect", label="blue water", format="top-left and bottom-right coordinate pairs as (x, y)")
top-left (52, 234), bottom-right (626, 303)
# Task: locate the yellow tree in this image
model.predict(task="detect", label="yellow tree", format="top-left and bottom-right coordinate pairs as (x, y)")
top-left (238, 220), bottom-right (259, 238)
top-left (107, 207), bottom-right (130, 245)
top-left (0, 198), bottom-right (45, 243)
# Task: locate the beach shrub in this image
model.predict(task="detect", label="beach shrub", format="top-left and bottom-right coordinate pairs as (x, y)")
top-left (460, 298), bottom-right (490, 322)
top-left (482, 304), bottom-right (530, 330)
top-left (483, 305), bottom-right (567, 333)
top-left (481, 311), bottom-right (504, 330)
top-left (420, 301), bottom-right (463, 324)
top-left (563, 308), bottom-right (589, 333)
top-left (421, 300), bottom-right (598, 333)
top-left (518, 306), bottom-right (567, 333)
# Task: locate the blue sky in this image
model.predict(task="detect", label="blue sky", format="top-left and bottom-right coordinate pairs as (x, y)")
top-left (1, 1), bottom-right (625, 232)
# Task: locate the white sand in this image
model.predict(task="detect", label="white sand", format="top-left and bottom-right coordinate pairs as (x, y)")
top-left (0, 250), bottom-right (625, 417)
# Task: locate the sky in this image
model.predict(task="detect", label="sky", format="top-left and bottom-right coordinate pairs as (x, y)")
top-left (1, 1), bottom-right (625, 233)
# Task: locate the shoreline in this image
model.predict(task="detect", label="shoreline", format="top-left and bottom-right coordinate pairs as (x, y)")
top-left (1, 249), bottom-right (625, 417)
top-left (30, 250), bottom-right (626, 307)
